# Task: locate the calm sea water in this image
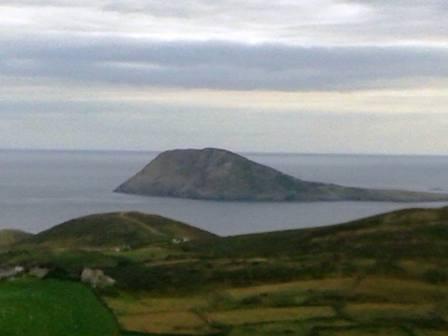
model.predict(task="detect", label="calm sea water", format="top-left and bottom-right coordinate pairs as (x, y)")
top-left (1, 150), bottom-right (448, 236)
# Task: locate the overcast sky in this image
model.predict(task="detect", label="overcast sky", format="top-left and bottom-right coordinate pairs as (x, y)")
top-left (1, 0), bottom-right (447, 154)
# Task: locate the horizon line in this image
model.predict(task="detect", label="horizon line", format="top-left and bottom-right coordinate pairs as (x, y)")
top-left (1, 147), bottom-right (447, 158)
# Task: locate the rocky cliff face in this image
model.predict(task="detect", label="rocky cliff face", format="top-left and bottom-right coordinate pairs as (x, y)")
top-left (115, 148), bottom-right (448, 202)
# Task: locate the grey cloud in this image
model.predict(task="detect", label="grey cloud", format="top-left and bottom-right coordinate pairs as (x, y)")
top-left (344, 0), bottom-right (448, 36)
top-left (101, 0), bottom-right (447, 18)
top-left (103, 1), bottom-right (448, 44)
top-left (1, 35), bottom-right (447, 91)
top-left (2, 1), bottom-right (447, 46)
top-left (0, 0), bottom-right (93, 7)
top-left (102, 1), bottom-right (212, 18)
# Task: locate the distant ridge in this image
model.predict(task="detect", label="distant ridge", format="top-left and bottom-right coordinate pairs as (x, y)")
top-left (115, 148), bottom-right (448, 202)
top-left (0, 229), bottom-right (33, 248)
top-left (190, 206), bottom-right (448, 258)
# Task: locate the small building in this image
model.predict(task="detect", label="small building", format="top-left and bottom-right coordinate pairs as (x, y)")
top-left (0, 266), bottom-right (24, 280)
top-left (81, 268), bottom-right (116, 288)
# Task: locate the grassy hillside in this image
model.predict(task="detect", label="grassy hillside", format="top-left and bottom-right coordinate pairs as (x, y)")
top-left (0, 229), bottom-right (33, 248)
top-left (2, 207), bottom-right (448, 335)
top-left (94, 207), bottom-right (448, 295)
top-left (190, 206), bottom-right (448, 259)
top-left (0, 279), bottom-right (120, 336)
top-left (102, 207), bottom-right (448, 335)
top-left (26, 212), bottom-right (216, 249)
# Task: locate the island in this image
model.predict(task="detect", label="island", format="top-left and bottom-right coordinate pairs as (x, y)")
top-left (115, 148), bottom-right (448, 202)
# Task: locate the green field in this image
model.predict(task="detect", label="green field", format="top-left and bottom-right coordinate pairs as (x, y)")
top-left (0, 279), bottom-right (120, 336)
top-left (104, 274), bottom-right (448, 335)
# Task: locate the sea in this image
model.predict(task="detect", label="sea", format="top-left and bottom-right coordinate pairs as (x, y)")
top-left (1, 149), bottom-right (448, 236)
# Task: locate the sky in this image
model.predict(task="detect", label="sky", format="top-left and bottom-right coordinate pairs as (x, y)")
top-left (1, 0), bottom-right (447, 154)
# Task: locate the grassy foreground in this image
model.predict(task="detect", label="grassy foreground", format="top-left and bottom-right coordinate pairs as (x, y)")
top-left (106, 274), bottom-right (448, 336)
top-left (0, 279), bottom-right (120, 336)
top-left (1, 208), bottom-right (448, 335)
top-left (102, 207), bottom-right (448, 335)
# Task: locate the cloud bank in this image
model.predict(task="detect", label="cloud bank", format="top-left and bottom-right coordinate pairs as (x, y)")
top-left (0, 0), bottom-right (447, 153)
top-left (2, 36), bottom-right (447, 91)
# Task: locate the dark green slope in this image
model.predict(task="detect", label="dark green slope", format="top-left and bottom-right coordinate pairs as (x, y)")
top-left (189, 206), bottom-right (448, 259)
top-left (26, 212), bottom-right (216, 249)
